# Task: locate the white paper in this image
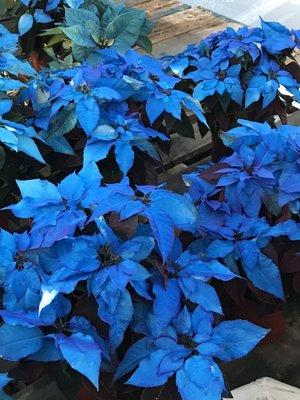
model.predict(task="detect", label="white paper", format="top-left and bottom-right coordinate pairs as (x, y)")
top-left (223, 377), bottom-right (300, 400)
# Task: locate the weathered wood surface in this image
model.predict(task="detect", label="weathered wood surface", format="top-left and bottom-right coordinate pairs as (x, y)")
top-left (127, 1), bottom-right (241, 56)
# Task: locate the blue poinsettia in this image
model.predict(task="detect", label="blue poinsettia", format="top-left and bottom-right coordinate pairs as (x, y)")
top-left (0, 23), bottom-right (36, 77)
top-left (199, 211), bottom-right (300, 298)
top-left (261, 19), bottom-right (296, 54)
top-left (49, 316), bottom-right (108, 390)
top-left (220, 120), bottom-right (300, 214)
top-left (245, 56), bottom-right (300, 108)
top-left (183, 172), bottom-right (229, 213)
top-left (211, 26), bottom-right (264, 61)
top-left (216, 142), bottom-right (277, 217)
top-left (0, 100), bottom-right (46, 162)
top-left (84, 102), bottom-right (168, 174)
top-left (90, 182), bottom-right (198, 263)
top-left (7, 163), bottom-right (102, 247)
top-left (118, 307), bottom-right (268, 400)
top-left (54, 68), bottom-right (121, 135)
top-left (0, 229), bottom-right (71, 328)
top-left (145, 78), bottom-right (206, 125)
top-left (190, 58), bottom-right (243, 105)
top-left (161, 43), bottom-right (200, 78)
top-left (152, 238), bottom-right (236, 323)
top-left (87, 219), bottom-right (154, 348)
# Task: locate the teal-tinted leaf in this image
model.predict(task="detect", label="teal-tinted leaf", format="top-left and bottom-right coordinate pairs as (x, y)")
top-left (85, 20), bottom-right (101, 42)
top-left (136, 35), bottom-right (152, 53)
top-left (47, 104), bottom-right (77, 137)
top-left (17, 135), bottom-right (45, 163)
top-left (104, 9), bottom-right (146, 53)
top-left (61, 25), bottom-right (96, 47)
top-left (64, 0), bottom-right (84, 8)
top-left (65, 6), bottom-right (99, 26)
top-left (40, 131), bottom-right (75, 155)
top-left (72, 43), bottom-right (90, 61)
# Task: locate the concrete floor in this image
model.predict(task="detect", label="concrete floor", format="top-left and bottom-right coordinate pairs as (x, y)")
top-left (183, 0), bottom-right (300, 29)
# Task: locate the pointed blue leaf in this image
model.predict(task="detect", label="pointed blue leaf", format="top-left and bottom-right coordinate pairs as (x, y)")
top-left (153, 280), bottom-right (181, 331)
top-left (244, 254), bottom-right (284, 299)
top-left (0, 100), bottom-right (12, 116)
top-left (127, 349), bottom-right (184, 387)
top-left (200, 320), bottom-right (269, 361)
top-left (55, 333), bottom-right (101, 389)
top-left (176, 356), bottom-right (225, 400)
top-left (115, 140), bottom-right (134, 176)
top-left (76, 96), bottom-right (99, 134)
top-left (115, 337), bottom-right (151, 380)
top-left (0, 324), bottom-right (43, 361)
top-left (146, 206), bottom-right (175, 263)
top-left (146, 96), bottom-right (165, 125)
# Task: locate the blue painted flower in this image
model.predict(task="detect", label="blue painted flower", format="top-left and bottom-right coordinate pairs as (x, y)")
top-left (212, 26), bottom-right (264, 61)
top-left (0, 114), bottom-right (46, 163)
top-left (118, 307), bottom-right (268, 400)
top-left (261, 19), bottom-right (296, 54)
top-left (145, 78), bottom-right (206, 125)
top-left (89, 182), bottom-right (198, 263)
top-left (199, 212), bottom-right (300, 298)
top-left (7, 163), bottom-right (102, 247)
top-left (88, 219), bottom-right (155, 348)
top-left (245, 56), bottom-right (300, 108)
top-left (191, 57), bottom-right (243, 104)
top-left (55, 68), bottom-right (121, 134)
top-left (84, 102), bottom-right (168, 174)
top-left (216, 143), bottom-right (277, 217)
top-left (0, 230), bottom-right (71, 328)
top-left (152, 238), bottom-right (236, 324)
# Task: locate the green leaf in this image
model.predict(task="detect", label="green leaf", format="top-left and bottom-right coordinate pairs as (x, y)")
top-left (140, 18), bottom-right (155, 36)
top-left (65, 6), bottom-right (99, 26)
top-left (72, 43), bottom-right (90, 62)
top-left (104, 8), bottom-right (146, 53)
top-left (61, 25), bottom-right (96, 47)
top-left (47, 104), bottom-right (77, 137)
top-left (38, 27), bottom-right (64, 36)
top-left (84, 19), bottom-right (101, 43)
top-left (136, 35), bottom-right (152, 53)
top-left (46, 34), bottom-right (66, 48)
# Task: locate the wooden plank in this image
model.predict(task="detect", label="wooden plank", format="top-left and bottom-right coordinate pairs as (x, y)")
top-left (126, 0), bottom-right (150, 7)
top-left (152, 19), bottom-right (241, 56)
top-left (152, 4), bottom-right (191, 20)
top-left (150, 7), bottom-right (233, 44)
top-left (140, 0), bottom-right (179, 14)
